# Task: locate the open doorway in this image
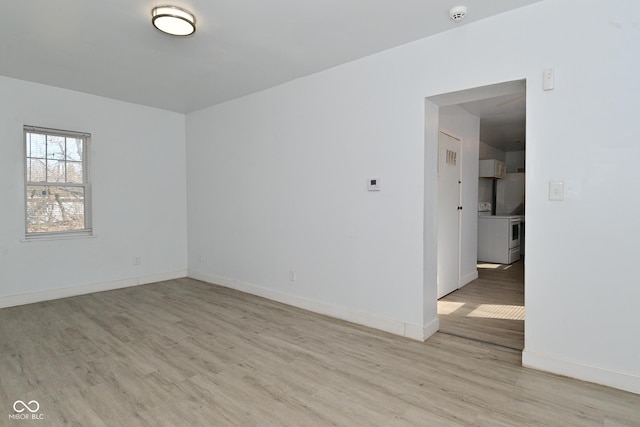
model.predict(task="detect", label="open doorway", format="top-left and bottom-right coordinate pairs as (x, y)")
top-left (438, 261), bottom-right (524, 350)
top-left (429, 80), bottom-right (526, 351)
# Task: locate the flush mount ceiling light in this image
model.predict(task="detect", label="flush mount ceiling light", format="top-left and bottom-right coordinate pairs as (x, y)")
top-left (152, 6), bottom-right (196, 36)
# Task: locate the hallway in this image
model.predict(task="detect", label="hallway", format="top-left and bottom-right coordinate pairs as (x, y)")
top-left (438, 260), bottom-right (524, 350)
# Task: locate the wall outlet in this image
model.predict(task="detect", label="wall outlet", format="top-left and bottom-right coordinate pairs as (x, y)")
top-left (133, 256), bottom-right (140, 265)
top-left (199, 254), bottom-right (205, 263)
top-left (289, 270), bottom-right (296, 282)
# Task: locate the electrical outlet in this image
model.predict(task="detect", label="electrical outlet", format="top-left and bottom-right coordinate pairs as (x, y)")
top-left (133, 256), bottom-right (140, 265)
top-left (289, 270), bottom-right (296, 282)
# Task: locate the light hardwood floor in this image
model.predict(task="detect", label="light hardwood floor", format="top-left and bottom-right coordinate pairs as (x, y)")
top-left (2, 277), bottom-right (639, 426)
top-left (439, 260), bottom-right (525, 350)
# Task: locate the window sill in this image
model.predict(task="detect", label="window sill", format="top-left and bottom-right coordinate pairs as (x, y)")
top-left (21, 232), bottom-right (95, 243)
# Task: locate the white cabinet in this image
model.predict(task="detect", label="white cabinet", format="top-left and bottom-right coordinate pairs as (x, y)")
top-left (479, 159), bottom-right (506, 178)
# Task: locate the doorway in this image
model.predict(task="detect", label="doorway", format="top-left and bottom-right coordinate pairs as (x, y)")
top-left (428, 80), bottom-right (526, 351)
top-left (438, 261), bottom-right (524, 350)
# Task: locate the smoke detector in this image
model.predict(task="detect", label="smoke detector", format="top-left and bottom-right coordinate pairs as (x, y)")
top-left (449, 6), bottom-right (467, 23)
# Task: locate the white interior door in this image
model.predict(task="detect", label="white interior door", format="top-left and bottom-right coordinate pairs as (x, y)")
top-left (437, 131), bottom-right (462, 299)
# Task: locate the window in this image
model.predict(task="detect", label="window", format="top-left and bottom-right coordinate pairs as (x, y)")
top-left (24, 126), bottom-right (91, 237)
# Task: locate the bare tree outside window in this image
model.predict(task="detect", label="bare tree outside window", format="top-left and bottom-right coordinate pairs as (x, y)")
top-left (24, 126), bottom-right (91, 237)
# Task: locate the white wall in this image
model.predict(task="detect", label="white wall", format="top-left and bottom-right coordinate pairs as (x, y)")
top-left (506, 150), bottom-right (526, 172)
top-left (0, 76), bottom-right (188, 306)
top-left (186, 60), bottom-right (429, 339)
top-left (478, 148), bottom-right (526, 208)
top-left (187, 0), bottom-right (640, 393)
top-left (478, 142), bottom-right (506, 207)
top-left (439, 105), bottom-right (480, 286)
top-left (479, 141), bottom-right (506, 161)
top-left (478, 179), bottom-right (493, 205)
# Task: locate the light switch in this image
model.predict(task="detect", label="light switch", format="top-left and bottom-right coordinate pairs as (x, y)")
top-left (549, 181), bottom-right (564, 201)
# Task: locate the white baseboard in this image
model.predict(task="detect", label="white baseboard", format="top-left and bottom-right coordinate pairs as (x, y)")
top-left (410, 316), bottom-right (439, 341)
top-left (523, 350), bottom-right (640, 395)
top-left (460, 270), bottom-right (478, 288)
top-left (189, 270), bottom-right (435, 342)
top-left (0, 270), bottom-right (188, 309)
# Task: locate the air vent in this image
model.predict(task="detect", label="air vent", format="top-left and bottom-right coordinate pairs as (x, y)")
top-left (446, 149), bottom-right (457, 166)
top-left (449, 6), bottom-right (467, 23)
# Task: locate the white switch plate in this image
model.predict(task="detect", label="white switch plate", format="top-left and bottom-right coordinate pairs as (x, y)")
top-left (549, 181), bottom-right (564, 201)
top-left (544, 68), bottom-right (555, 91)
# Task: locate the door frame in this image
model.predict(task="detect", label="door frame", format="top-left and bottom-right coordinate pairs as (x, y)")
top-left (424, 79), bottom-right (527, 346)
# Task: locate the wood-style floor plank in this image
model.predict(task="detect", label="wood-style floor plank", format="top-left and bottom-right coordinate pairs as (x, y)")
top-left (1, 276), bottom-right (639, 426)
top-left (438, 260), bottom-right (525, 350)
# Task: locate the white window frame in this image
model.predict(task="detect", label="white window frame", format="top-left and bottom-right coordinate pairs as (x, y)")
top-left (23, 125), bottom-right (92, 239)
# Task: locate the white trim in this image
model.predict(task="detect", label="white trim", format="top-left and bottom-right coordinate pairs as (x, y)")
top-left (438, 128), bottom-right (464, 143)
top-left (189, 270), bottom-right (432, 341)
top-left (23, 126), bottom-right (92, 238)
top-left (459, 270), bottom-right (478, 288)
top-left (138, 271), bottom-right (186, 285)
top-left (20, 233), bottom-right (96, 243)
top-left (522, 350), bottom-right (640, 395)
top-left (412, 316), bottom-right (440, 341)
top-left (0, 270), bottom-right (187, 309)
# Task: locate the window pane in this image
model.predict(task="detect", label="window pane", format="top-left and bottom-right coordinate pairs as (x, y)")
top-left (47, 160), bottom-right (66, 182)
top-left (24, 127), bottom-right (90, 237)
top-left (29, 133), bottom-right (46, 158)
top-left (66, 138), bottom-right (83, 161)
top-left (26, 185), bottom-right (85, 233)
top-left (66, 161), bottom-right (83, 183)
top-left (47, 135), bottom-right (65, 160)
top-left (28, 159), bottom-right (46, 182)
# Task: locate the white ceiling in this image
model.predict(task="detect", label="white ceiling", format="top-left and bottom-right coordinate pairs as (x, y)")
top-left (430, 81), bottom-right (526, 152)
top-left (0, 0), bottom-right (541, 114)
top-left (459, 92), bottom-right (526, 152)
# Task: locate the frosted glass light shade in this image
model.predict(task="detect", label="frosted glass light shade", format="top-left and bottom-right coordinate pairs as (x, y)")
top-left (152, 6), bottom-right (196, 36)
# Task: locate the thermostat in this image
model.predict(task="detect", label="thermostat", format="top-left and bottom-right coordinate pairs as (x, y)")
top-left (368, 178), bottom-right (381, 191)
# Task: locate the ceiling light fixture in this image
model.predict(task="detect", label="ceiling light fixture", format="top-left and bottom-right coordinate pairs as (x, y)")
top-left (151, 6), bottom-right (196, 36)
